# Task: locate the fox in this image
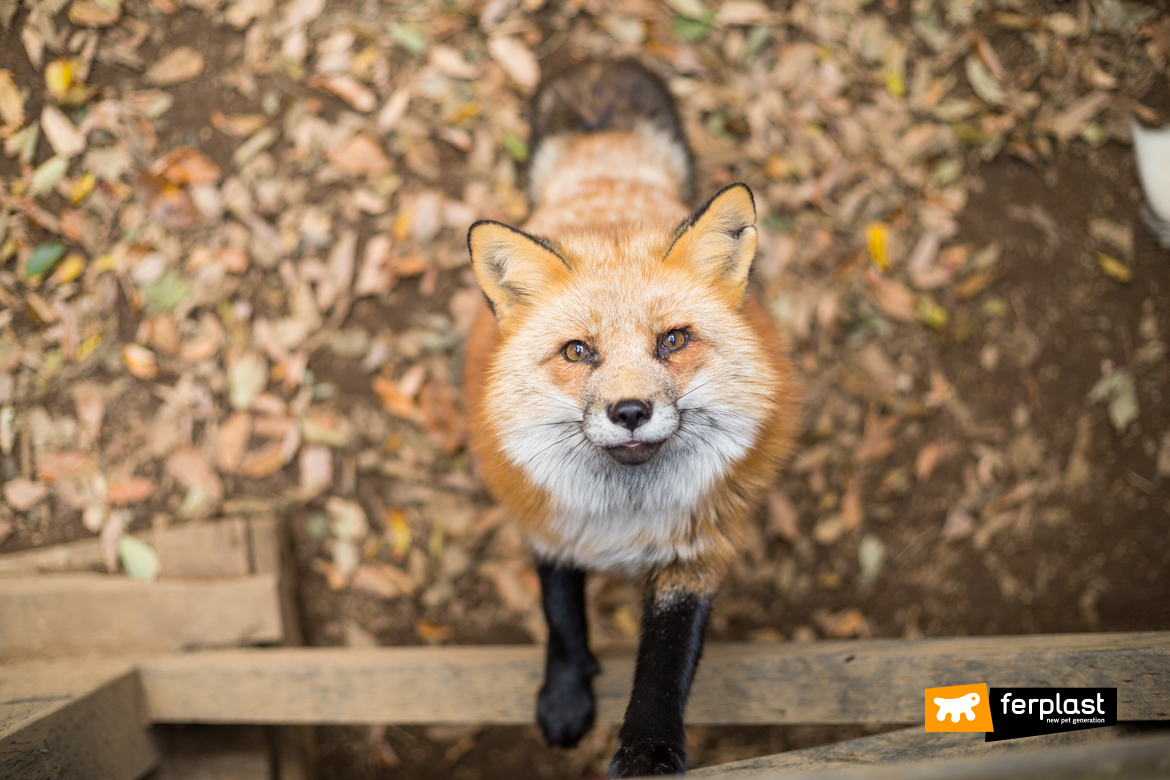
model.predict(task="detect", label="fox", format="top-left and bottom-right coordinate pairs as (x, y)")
top-left (462, 60), bottom-right (801, 777)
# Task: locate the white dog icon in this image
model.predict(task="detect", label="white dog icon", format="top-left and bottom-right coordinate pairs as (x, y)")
top-left (934, 692), bottom-right (980, 722)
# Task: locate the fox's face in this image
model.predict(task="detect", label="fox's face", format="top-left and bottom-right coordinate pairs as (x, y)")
top-left (470, 185), bottom-right (780, 523)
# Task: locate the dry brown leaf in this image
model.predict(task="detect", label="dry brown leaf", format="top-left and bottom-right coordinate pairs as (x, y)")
top-left (179, 312), bottom-right (224, 363)
top-left (210, 110), bottom-right (267, 138)
top-left (146, 47), bottom-right (205, 85)
top-left (150, 147), bottom-right (221, 185)
top-left (0, 69), bottom-right (26, 133)
top-left (41, 105), bottom-right (86, 158)
top-left (309, 74), bottom-right (376, 112)
top-left (122, 344), bottom-right (158, 379)
top-left (429, 45), bottom-right (479, 79)
top-left (218, 412), bottom-right (252, 472)
top-left (3, 478), bottom-right (48, 510)
top-left (865, 267), bottom-right (916, 322)
top-left (853, 414), bottom-right (899, 464)
top-left (238, 441), bottom-right (287, 479)
top-left (325, 134), bottom-right (392, 177)
top-left (915, 440), bottom-right (953, 481)
top-left (351, 562), bottom-right (414, 598)
top-left (69, 0), bottom-right (122, 26)
top-left (814, 607), bottom-right (871, 638)
top-left (372, 375), bottom-right (419, 420)
top-left (36, 451), bottom-right (97, 483)
top-left (317, 229), bottom-right (357, 311)
top-left (298, 445), bottom-right (332, 496)
top-left (766, 488), bottom-right (799, 542)
top-left (419, 377), bottom-right (465, 454)
top-left (487, 36), bottom-right (539, 89)
top-left (166, 446), bottom-right (224, 502)
top-left (107, 477), bottom-right (156, 505)
top-left (354, 234), bottom-right (395, 296)
top-left (1048, 91), bottom-right (1111, 141)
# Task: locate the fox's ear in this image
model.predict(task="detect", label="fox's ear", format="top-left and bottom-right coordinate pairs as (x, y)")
top-left (665, 183), bottom-right (757, 302)
top-left (468, 221), bottom-right (568, 323)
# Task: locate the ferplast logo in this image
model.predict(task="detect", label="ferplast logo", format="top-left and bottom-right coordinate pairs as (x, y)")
top-left (924, 685), bottom-right (1118, 741)
top-left (924, 683), bottom-right (994, 733)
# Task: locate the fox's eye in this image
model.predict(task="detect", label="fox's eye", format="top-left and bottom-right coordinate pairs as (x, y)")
top-left (563, 341), bottom-right (590, 362)
top-left (662, 329), bottom-right (689, 351)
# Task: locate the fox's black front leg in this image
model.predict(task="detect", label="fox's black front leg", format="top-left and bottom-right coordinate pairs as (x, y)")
top-left (536, 559), bottom-right (598, 747)
top-left (608, 588), bottom-right (713, 778)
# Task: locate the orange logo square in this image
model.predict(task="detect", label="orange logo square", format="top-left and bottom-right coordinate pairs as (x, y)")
top-left (925, 683), bottom-right (994, 732)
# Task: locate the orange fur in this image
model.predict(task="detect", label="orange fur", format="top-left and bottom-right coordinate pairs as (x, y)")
top-left (464, 130), bottom-right (800, 599)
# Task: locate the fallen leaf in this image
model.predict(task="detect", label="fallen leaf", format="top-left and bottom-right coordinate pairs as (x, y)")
top-left (865, 267), bottom-right (916, 322)
top-left (122, 344), bottom-right (158, 379)
top-left (915, 441), bottom-right (953, 481)
top-left (238, 441), bottom-right (287, 478)
top-left (166, 446), bottom-right (224, 502)
top-left (150, 147), bottom-right (221, 185)
top-left (210, 110), bottom-right (267, 138)
top-left (351, 562), bottom-right (414, 598)
top-left (326, 134), bottom-right (393, 177)
top-left (228, 352), bottom-right (268, 410)
top-left (487, 36), bottom-right (540, 89)
top-left (419, 377), bottom-right (464, 453)
top-left (0, 69), bottom-right (25, 132)
top-left (857, 534), bottom-right (886, 586)
top-left (865, 222), bottom-right (890, 272)
top-left (309, 74), bottom-right (376, 112)
top-left (1048, 91), bottom-right (1111, 141)
top-left (118, 534), bottom-right (161, 581)
top-left (146, 47), bottom-right (205, 85)
top-left (69, 0), bottom-right (122, 26)
top-left (766, 488), bottom-right (799, 542)
top-left (4, 477), bottom-right (48, 510)
top-left (41, 105), bottom-right (85, 158)
top-left (1089, 366), bottom-right (1139, 433)
top-left (217, 412), bottom-right (252, 471)
top-left (429, 45), bottom-right (479, 79)
top-left (373, 375), bottom-right (419, 420)
top-left (107, 477), bottom-right (156, 505)
top-left (298, 445), bottom-right (332, 496)
top-left (1095, 252), bottom-right (1132, 283)
top-left (813, 607), bottom-right (871, 638)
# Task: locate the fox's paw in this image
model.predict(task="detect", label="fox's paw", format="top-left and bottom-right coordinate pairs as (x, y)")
top-left (607, 741), bottom-right (686, 777)
top-left (537, 663), bottom-right (595, 748)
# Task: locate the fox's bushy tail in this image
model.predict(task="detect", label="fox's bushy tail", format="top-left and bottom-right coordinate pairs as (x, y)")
top-left (528, 60), bottom-right (693, 203)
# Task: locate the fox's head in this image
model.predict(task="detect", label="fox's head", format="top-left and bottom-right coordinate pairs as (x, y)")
top-left (468, 184), bottom-right (782, 516)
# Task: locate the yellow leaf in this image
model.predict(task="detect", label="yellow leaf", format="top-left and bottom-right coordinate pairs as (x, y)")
top-left (69, 173), bottom-right (95, 204)
top-left (385, 508), bottom-right (412, 559)
top-left (866, 222), bottom-right (890, 272)
top-left (75, 333), bottom-right (102, 361)
top-left (45, 60), bottom-right (75, 103)
top-left (885, 69), bottom-right (905, 98)
top-left (50, 253), bottom-right (86, 285)
top-left (914, 297), bottom-right (949, 330)
top-left (1095, 252), bottom-right (1132, 283)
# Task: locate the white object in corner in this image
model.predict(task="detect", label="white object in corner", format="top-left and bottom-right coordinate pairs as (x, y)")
top-left (1131, 121), bottom-right (1170, 248)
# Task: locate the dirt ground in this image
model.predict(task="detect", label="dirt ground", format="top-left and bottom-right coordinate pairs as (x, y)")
top-left (1, 0), bottom-right (1169, 777)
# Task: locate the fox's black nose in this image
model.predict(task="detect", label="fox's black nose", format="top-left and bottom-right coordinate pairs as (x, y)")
top-left (609, 399), bottom-right (652, 431)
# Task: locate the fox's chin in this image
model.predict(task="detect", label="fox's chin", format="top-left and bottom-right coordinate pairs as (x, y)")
top-left (604, 440), bottom-right (664, 466)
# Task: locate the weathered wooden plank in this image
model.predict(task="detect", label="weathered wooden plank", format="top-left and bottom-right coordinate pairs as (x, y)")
top-left (0, 519), bottom-right (251, 580)
top-left (0, 659), bottom-right (159, 780)
top-left (0, 573), bottom-right (284, 660)
top-left (139, 632), bottom-right (1170, 725)
top-left (151, 519), bottom-right (252, 579)
top-left (248, 516), bottom-right (303, 645)
top-left (693, 732), bottom-right (1170, 780)
top-left (690, 725), bottom-right (1135, 777)
top-left (151, 725), bottom-right (272, 780)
